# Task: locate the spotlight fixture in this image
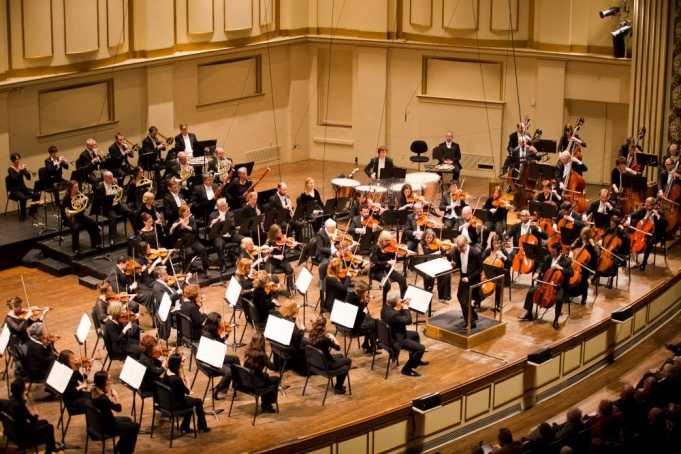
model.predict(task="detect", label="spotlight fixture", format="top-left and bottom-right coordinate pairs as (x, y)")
top-left (599, 6), bottom-right (621, 19)
top-left (611, 21), bottom-right (632, 38)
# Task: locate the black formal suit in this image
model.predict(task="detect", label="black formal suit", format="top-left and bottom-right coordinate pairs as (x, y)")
top-left (555, 209), bottom-right (585, 234)
top-left (190, 183), bottom-right (218, 207)
top-left (345, 292), bottom-right (374, 336)
top-left (437, 140), bottom-right (462, 180)
top-left (585, 199), bottom-right (622, 219)
top-left (453, 217), bottom-right (481, 246)
top-left (629, 207), bottom-right (669, 267)
top-left (380, 304), bottom-right (425, 372)
top-left (450, 245), bottom-right (482, 323)
top-left (618, 143), bottom-right (641, 159)
top-left (173, 132), bottom-right (199, 155)
top-left (179, 301), bottom-right (206, 341)
top-left (555, 160), bottom-right (589, 188)
top-left (107, 142), bottom-right (131, 181)
top-left (105, 266), bottom-right (151, 314)
top-left (364, 156), bottom-right (394, 179)
top-left (25, 339), bottom-right (56, 381)
top-left (404, 213), bottom-right (424, 250)
top-left (348, 214), bottom-right (378, 240)
top-left (102, 319), bottom-right (142, 358)
top-left (76, 148), bottom-right (101, 186)
top-left (323, 275), bottom-right (350, 313)
top-left (252, 287), bottom-right (275, 324)
top-left (266, 192), bottom-right (302, 240)
top-left (2, 396), bottom-right (58, 454)
top-left (44, 157), bottom-right (68, 188)
top-left (152, 279), bottom-right (183, 340)
top-left (506, 131), bottom-right (523, 154)
top-left (61, 193), bottom-right (101, 252)
top-left (209, 209), bottom-right (243, 267)
top-left (657, 168), bottom-right (681, 196)
top-left (170, 215), bottom-right (210, 271)
top-left (507, 221), bottom-right (548, 267)
top-left (93, 182), bottom-right (133, 241)
top-left (226, 179), bottom-right (251, 208)
top-left (440, 191), bottom-right (467, 228)
top-left (140, 136), bottom-right (164, 179)
top-left (559, 134), bottom-right (587, 152)
top-left (315, 228), bottom-right (332, 264)
top-left (523, 254), bottom-right (573, 322)
top-left (162, 191), bottom-right (186, 232)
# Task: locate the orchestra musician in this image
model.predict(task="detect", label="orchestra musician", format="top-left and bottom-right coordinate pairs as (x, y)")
top-left (95, 282), bottom-right (113, 324)
top-left (191, 173), bottom-right (218, 208)
top-left (173, 123), bottom-right (199, 158)
top-left (138, 213), bottom-right (161, 249)
top-left (594, 216), bottom-right (628, 288)
top-left (618, 136), bottom-right (642, 159)
top-left (437, 131), bottom-right (462, 182)
top-left (105, 255), bottom-right (142, 313)
top-left (533, 180), bottom-right (561, 204)
top-left (506, 122), bottom-right (526, 154)
top-left (5, 296), bottom-right (49, 346)
top-left (264, 223), bottom-right (298, 296)
top-left (482, 186), bottom-right (510, 241)
top-left (226, 167), bottom-right (252, 208)
top-left (135, 190), bottom-right (163, 232)
top-left (201, 312), bottom-right (242, 400)
top-left (371, 230), bottom-right (409, 300)
top-left (559, 123), bottom-right (588, 152)
top-left (566, 227), bottom-right (598, 306)
top-left (76, 138), bottom-right (101, 188)
top-left (380, 290), bottom-right (427, 377)
top-left (152, 266), bottom-right (188, 341)
top-left (308, 317), bottom-right (352, 394)
top-left (556, 151), bottom-right (588, 194)
top-left (7, 153), bottom-right (41, 221)
top-left (137, 334), bottom-right (168, 398)
top-left (44, 145), bottom-right (68, 204)
top-left (140, 126), bottom-right (165, 181)
top-left (90, 371), bottom-right (141, 454)
top-left (323, 258), bottom-right (351, 313)
top-left (103, 301), bottom-right (142, 358)
top-left (519, 242), bottom-right (573, 330)
top-left (167, 152), bottom-right (195, 196)
top-left (209, 147), bottom-right (233, 183)
top-left (417, 228), bottom-right (452, 302)
top-left (242, 192), bottom-right (264, 239)
top-left (454, 206), bottom-right (482, 246)
top-left (315, 218), bottom-right (336, 265)
top-left (584, 189), bottom-right (622, 220)
top-left (210, 198), bottom-right (243, 270)
top-left (62, 180), bottom-right (101, 255)
top-left (657, 158), bottom-right (681, 199)
top-left (450, 236), bottom-right (482, 329)
top-left (235, 258), bottom-right (255, 297)
top-left (252, 270), bottom-right (277, 323)
top-left (661, 141), bottom-right (679, 168)
top-left (345, 280), bottom-right (378, 353)
top-left (348, 205), bottom-right (382, 240)
top-left (94, 171), bottom-right (133, 245)
top-left (25, 323), bottom-right (57, 382)
top-left (507, 210), bottom-right (548, 264)
top-left (134, 241), bottom-right (161, 303)
top-left (273, 301), bottom-right (308, 373)
top-left (242, 332), bottom-right (279, 413)
top-left (57, 350), bottom-right (89, 413)
top-left (162, 179), bottom-right (187, 232)
top-left (239, 237), bottom-right (259, 262)
top-left (364, 145), bottom-right (395, 181)
top-left (626, 197), bottom-right (669, 272)
top-left (126, 166), bottom-right (150, 209)
top-left (169, 205), bottom-right (211, 278)
top-left (299, 177), bottom-right (324, 209)
top-left (440, 180), bottom-right (468, 228)
top-left (405, 203), bottom-right (428, 251)
top-left (555, 201), bottom-right (585, 232)
top-left (267, 182), bottom-right (303, 241)
top-left (179, 284), bottom-right (206, 341)
top-left (611, 156), bottom-right (637, 197)
top-left (509, 136), bottom-right (540, 183)
top-left (481, 232), bottom-right (510, 311)
top-left (107, 133), bottom-right (134, 182)
top-left (397, 183), bottom-right (429, 210)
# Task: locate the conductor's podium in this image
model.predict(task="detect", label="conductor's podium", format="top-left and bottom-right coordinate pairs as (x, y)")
top-left (424, 310), bottom-right (506, 350)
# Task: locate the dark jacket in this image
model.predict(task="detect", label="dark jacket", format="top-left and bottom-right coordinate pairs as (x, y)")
top-left (436, 141), bottom-right (462, 171)
top-left (450, 245), bottom-right (483, 285)
top-left (508, 222), bottom-right (548, 247)
top-left (138, 353), bottom-right (164, 395)
top-left (180, 301), bottom-right (206, 340)
top-left (173, 133), bottom-right (199, 154)
top-left (629, 207), bottom-right (669, 238)
top-left (25, 339), bottom-right (56, 380)
top-left (315, 229), bottom-right (332, 263)
top-left (364, 156), bottom-right (395, 179)
top-left (380, 305), bottom-right (413, 355)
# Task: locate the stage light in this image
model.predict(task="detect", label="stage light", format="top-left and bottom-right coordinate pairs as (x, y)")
top-left (611, 21), bottom-right (632, 58)
top-left (599, 6), bottom-right (621, 19)
top-left (611, 21), bottom-right (632, 38)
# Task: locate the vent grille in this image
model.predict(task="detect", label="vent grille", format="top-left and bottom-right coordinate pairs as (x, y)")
top-left (245, 144), bottom-right (280, 163)
top-left (460, 153), bottom-right (495, 172)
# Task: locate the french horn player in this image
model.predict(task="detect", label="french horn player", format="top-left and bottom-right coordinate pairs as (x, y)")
top-left (61, 180), bottom-right (101, 255)
top-left (94, 171), bottom-right (133, 246)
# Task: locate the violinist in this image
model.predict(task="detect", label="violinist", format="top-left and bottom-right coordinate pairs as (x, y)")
top-left (138, 335), bottom-right (168, 397)
top-left (519, 242), bottom-right (573, 330)
top-left (242, 333), bottom-right (279, 413)
top-left (398, 183), bottom-right (429, 210)
top-left (253, 270), bottom-right (277, 323)
top-left (566, 227), bottom-right (598, 306)
top-left (152, 266), bottom-right (188, 341)
top-left (103, 302), bottom-right (142, 358)
top-left (134, 241), bottom-right (160, 313)
top-left (7, 152), bottom-right (41, 221)
top-left (105, 255), bottom-right (143, 314)
top-left (324, 258), bottom-right (351, 313)
top-left (559, 123), bottom-right (588, 152)
top-left (507, 210), bottom-right (548, 264)
top-left (380, 291), bottom-right (427, 377)
top-left (170, 205), bottom-right (211, 278)
top-left (626, 197), bottom-right (668, 271)
top-left (95, 282), bottom-right (113, 324)
top-left (90, 371), bottom-right (140, 453)
top-left (405, 203), bottom-right (427, 251)
top-left (417, 229), bottom-right (452, 302)
top-left (5, 296), bottom-right (48, 345)
top-left (210, 198), bottom-right (243, 271)
top-left (371, 230), bottom-right (409, 300)
top-left (57, 350), bottom-right (89, 413)
top-left (314, 219), bottom-right (337, 265)
top-left (349, 205), bottom-right (381, 240)
top-left (483, 186), bottom-right (510, 240)
top-left (454, 206), bottom-right (482, 246)
top-left (235, 258), bottom-right (255, 296)
top-left (264, 223), bottom-right (298, 296)
top-left (556, 151), bottom-right (588, 194)
top-left (345, 280), bottom-right (377, 353)
top-left (308, 317), bottom-right (352, 394)
top-left (202, 312), bottom-right (241, 400)
top-left (273, 301), bottom-right (308, 373)
top-left (440, 180), bottom-right (468, 228)
top-left (62, 180), bottom-right (101, 255)
top-left (533, 180), bottom-right (561, 204)
top-left (611, 157), bottom-right (638, 197)
top-left (450, 236), bottom-right (482, 329)
top-left (179, 284), bottom-right (207, 342)
top-left (25, 323), bottom-right (57, 382)
top-left (226, 167), bottom-right (251, 208)
top-left (657, 158), bottom-right (681, 199)
top-left (481, 232), bottom-right (510, 310)
top-left (240, 236), bottom-right (258, 261)
top-left (584, 189), bottom-right (622, 220)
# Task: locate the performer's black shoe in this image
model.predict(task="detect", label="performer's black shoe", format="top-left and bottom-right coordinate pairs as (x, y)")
top-left (518, 313), bottom-right (533, 321)
top-left (401, 369), bottom-right (421, 377)
top-left (417, 360), bottom-right (429, 366)
top-left (552, 320), bottom-right (560, 330)
top-left (638, 264), bottom-right (646, 272)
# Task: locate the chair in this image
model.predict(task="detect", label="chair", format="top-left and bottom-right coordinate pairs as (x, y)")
top-left (190, 352), bottom-right (224, 417)
top-left (244, 298), bottom-right (267, 333)
top-left (175, 312), bottom-right (198, 371)
top-left (90, 307), bottom-right (106, 358)
top-left (101, 328), bottom-right (127, 372)
top-left (3, 175), bottom-right (20, 216)
top-left (409, 140), bottom-right (429, 171)
top-left (84, 403), bottom-right (118, 454)
top-left (0, 410), bottom-right (45, 453)
top-left (13, 343), bottom-right (49, 394)
top-left (302, 345), bottom-right (352, 406)
top-left (228, 364), bottom-right (279, 425)
top-left (50, 384), bottom-right (85, 448)
top-left (151, 381), bottom-right (197, 447)
top-left (317, 261), bottom-right (329, 314)
top-left (371, 320), bottom-right (400, 379)
top-left (652, 237), bottom-right (668, 269)
top-left (333, 323), bottom-right (362, 356)
top-left (269, 340), bottom-right (306, 392)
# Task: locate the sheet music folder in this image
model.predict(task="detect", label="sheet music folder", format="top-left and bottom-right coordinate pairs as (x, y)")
top-left (264, 315), bottom-right (295, 346)
top-left (414, 257), bottom-right (453, 278)
top-left (330, 300), bottom-right (358, 329)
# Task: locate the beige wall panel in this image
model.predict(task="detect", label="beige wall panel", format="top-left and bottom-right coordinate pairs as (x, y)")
top-left (426, 58), bottom-right (501, 101)
top-left (279, 0), bottom-right (309, 30)
top-left (410, 0), bottom-right (432, 27)
top-left (0, 0), bottom-right (9, 74)
top-left (583, 330), bottom-right (610, 364)
top-left (64, 0), bottom-right (99, 54)
top-left (535, 357), bottom-right (560, 387)
top-left (107, 0), bottom-right (126, 47)
top-left (260, 0), bottom-right (273, 26)
top-left (373, 419), bottom-right (409, 453)
top-left (354, 47), bottom-right (386, 160)
top-left (39, 82), bottom-right (110, 136)
top-left (198, 58), bottom-right (260, 106)
top-left (493, 373), bottom-right (523, 408)
top-left (337, 433), bottom-right (367, 454)
top-left (147, 65), bottom-right (175, 135)
top-left (565, 62), bottom-right (631, 104)
top-left (563, 344), bottom-right (582, 375)
top-left (22, 0), bottom-right (53, 58)
top-left (442, 0), bottom-right (478, 30)
top-left (603, 102), bottom-right (630, 181)
top-left (224, 0), bottom-right (253, 31)
top-left (316, 0), bottom-right (387, 33)
top-left (465, 386), bottom-right (490, 420)
top-left (146, 0), bottom-right (174, 50)
top-left (490, 0), bottom-right (518, 31)
top-left (568, 0), bottom-right (590, 48)
top-left (420, 399), bottom-right (461, 434)
top-left (565, 99), bottom-right (606, 184)
top-left (649, 282), bottom-right (678, 322)
top-left (633, 307), bottom-right (647, 333)
top-left (535, 61), bottom-right (566, 141)
top-left (534, 0), bottom-right (571, 45)
top-left (187, 0), bottom-right (215, 34)
top-left (318, 48), bottom-right (353, 126)
top-left (614, 318), bottom-right (633, 345)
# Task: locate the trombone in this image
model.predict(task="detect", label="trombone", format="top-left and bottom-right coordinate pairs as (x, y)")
top-left (156, 132), bottom-right (174, 146)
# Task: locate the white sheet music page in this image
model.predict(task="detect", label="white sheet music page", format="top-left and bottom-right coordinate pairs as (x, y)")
top-left (264, 316), bottom-right (295, 346)
top-left (75, 313), bottom-right (92, 344)
top-left (330, 300), bottom-right (359, 329)
top-left (295, 267), bottom-right (313, 294)
top-left (415, 257), bottom-right (452, 277)
top-left (404, 285), bottom-right (433, 314)
top-left (158, 292), bottom-right (172, 322)
top-left (226, 278), bottom-right (242, 307)
top-left (0, 324), bottom-right (10, 355)
top-left (120, 356), bottom-right (147, 390)
top-left (46, 361), bottom-right (74, 394)
top-left (196, 336), bottom-right (228, 369)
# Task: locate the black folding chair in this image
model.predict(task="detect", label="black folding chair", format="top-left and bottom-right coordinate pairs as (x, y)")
top-left (228, 364), bottom-right (279, 426)
top-left (150, 381), bottom-right (197, 447)
top-left (302, 345), bottom-right (352, 406)
top-left (84, 403), bottom-right (118, 453)
top-left (371, 320), bottom-right (400, 379)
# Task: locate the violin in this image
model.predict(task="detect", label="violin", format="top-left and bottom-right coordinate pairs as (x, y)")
top-left (118, 306), bottom-right (139, 323)
top-left (452, 189), bottom-right (468, 201)
top-left (427, 238), bottom-right (453, 252)
top-left (337, 266), bottom-right (360, 279)
top-left (469, 216), bottom-right (483, 230)
top-left (148, 248), bottom-right (172, 260)
top-left (124, 260), bottom-right (143, 275)
top-left (532, 265), bottom-right (564, 309)
top-left (492, 198), bottom-right (514, 210)
top-left (166, 274), bottom-right (186, 287)
top-left (416, 214), bottom-right (442, 229)
top-left (247, 268), bottom-right (258, 280)
top-left (275, 233), bottom-right (297, 248)
top-left (265, 280), bottom-right (280, 293)
top-left (361, 215), bottom-right (381, 230)
top-left (597, 231), bottom-right (622, 275)
top-left (330, 229), bottom-right (354, 246)
top-left (106, 291), bottom-right (134, 303)
top-left (384, 239), bottom-right (411, 256)
top-left (341, 250), bottom-right (368, 267)
top-left (74, 356), bottom-right (93, 369)
top-left (41, 334), bottom-right (60, 346)
top-left (152, 346), bottom-right (171, 359)
top-left (16, 306), bottom-right (51, 319)
top-left (250, 245), bottom-right (272, 256)
top-left (217, 320), bottom-right (233, 336)
top-left (569, 242), bottom-right (592, 288)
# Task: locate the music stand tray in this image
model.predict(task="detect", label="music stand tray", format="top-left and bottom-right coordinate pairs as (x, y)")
top-left (232, 161), bottom-right (255, 175)
top-left (322, 197), bottom-right (349, 217)
top-left (621, 173), bottom-right (648, 192)
top-left (357, 231), bottom-right (379, 252)
top-left (528, 163), bottom-right (556, 183)
top-left (523, 242), bottom-right (549, 265)
top-left (593, 212), bottom-right (611, 230)
top-left (238, 215), bottom-right (264, 237)
top-left (293, 201), bottom-right (317, 221)
top-left (382, 210), bottom-right (410, 228)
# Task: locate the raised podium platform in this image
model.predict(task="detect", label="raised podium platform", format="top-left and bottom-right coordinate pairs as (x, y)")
top-left (424, 310), bottom-right (506, 350)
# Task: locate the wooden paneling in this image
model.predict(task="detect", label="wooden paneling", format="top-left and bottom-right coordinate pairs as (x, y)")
top-left (187, 0), bottom-right (214, 34)
top-left (535, 357), bottom-right (560, 388)
top-left (420, 399), bottom-right (462, 434)
top-left (614, 318), bottom-right (633, 345)
top-left (22, 0), bottom-right (53, 58)
top-left (225, 0), bottom-right (253, 31)
top-left (583, 331), bottom-right (609, 364)
top-left (106, 0), bottom-right (126, 47)
top-left (260, 0), bottom-right (273, 26)
top-left (410, 0), bottom-right (432, 27)
top-left (494, 373), bottom-right (523, 408)
top-left (442, 0), bottom-right (478, 30)
top-left (490, 0), bottom-right (518, 31)
top-left (634, 307), bottom-right (647, 333)
top-left (563, 344), bottom-right (582, 375)
top-left (373, 419), bottom-right (409, 453)
top-left (64, 0), bottom-right (99, 54)
top-left (337, 433), bottom-right (367, 454)
top-left (465, 386), bottom-right (491, 420)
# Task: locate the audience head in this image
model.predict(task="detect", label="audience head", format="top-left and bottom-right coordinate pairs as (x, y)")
top-left (10, 378), bottom-right (27, 400)
top-left (497, 428), bottom-right (513, 447)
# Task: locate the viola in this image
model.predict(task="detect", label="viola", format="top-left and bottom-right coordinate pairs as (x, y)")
top-left (569, 243), bottom-right (592, 288)
top-left (492, 198), bottom-right (514, 210)
top-left (275, 233), bottom-right (297, 248)
top-left (250, 245), bottom-right (272, 256)
top-left (148, 248), bottom-right (172, 260)
top-left (16, 306), bottom-right (51, 319)
top-left (426, 238), bottom-right (453, 252)
top-left (247, 268), bottom-right (258, 280)
top-left (597, 231), bottom-right (622, 275)
top-left (384, 239), bottom-right (411, 257)
top-left (166, 274), bottom-right (186, 287)
top-left (124, 260), bottom-right (143, 275)
top-left (533, 266), bottom-right (564, 309)
top-left (481, 250), bottom-right (505, 298)
top-left (118, 309), bottom-right (139, 324)
top-left (361, 215), bottom-right (381, 230)
top-left (106, 291), bottom-right (134, 303)
top-left (265, 280), bottom-right (279, 293)
top-left (337, 266), bottom-right (360, 279)
top-left (217, 321), bottom-right (233, 336)
top-left (41, 334), bottom-right (60, 346)
top-left (512, 227), bottom-right (538, 274)
top-left (152, 346), bottom-right (170, 359)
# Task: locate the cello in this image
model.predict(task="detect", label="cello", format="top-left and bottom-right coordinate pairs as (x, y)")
top-left (597, 229), bottom-right (623, 276)
top-left (481, 242), bottom-right (506, 298)
top-left (533, 264), bottom-right (564, 309)
top-left (568, 240), bottom-right (592, 289)
top-left (561, 117), bottom-right (587, 213)
top-left (511, 224), bottom-right (538, 275)
top-left (629, 209), bottom-right (656, 254)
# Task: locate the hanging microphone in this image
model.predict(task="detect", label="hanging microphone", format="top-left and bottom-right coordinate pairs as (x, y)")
top-left (292, 141), bottom-right (300, 150)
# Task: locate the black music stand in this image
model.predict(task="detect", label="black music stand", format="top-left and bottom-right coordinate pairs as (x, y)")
top-left (197, 139), bottom-right (217, 156)
top-left (322, 197), bottom-right (349, 219)
top-left (264, 209), bottom-right (288, 231)
top-left (528, 163), bottom-right (556, 185)
top-left (31, 179), bottom-right (53, 233)
top-left (380, 167), bottom-right (407, 180)
top-left (560, 226), bottom-right (579, 247)
top-left (382, 210), bottom-right (410, 230)
top-left (593, 212), bottom-right (611, 230)
top-left (89, 192), bottom-right (113, 262)
top-left (356, 230), bottom-right (379, 253)
top-left (174, 233), bottom-right (197, 272)
top-left (437, 228), bottom-right (457, 241)
top-left (534, 139), bottom-right (557, 155)
top-left (232, 161), bottom-right (255, 175)
top-left (257, 188), bottom-right (277, 207)
top-left (207, 218), bottom-right (233, 287)
top-left (635, 153), bottom-right (658, 169)
top-left (522, 242), bottom-right (549, 277)
top-left (432, 147), bottom-right (456, 163)
top-left (195, 199), bottom-right (217, 239)
top-left (238, 215), bottom-right (264, 243)
top-left (528, 201), bottom-right (558, 220)
top-left (482, 263), bottom-right (512, 304)
top-left (408, 255), bottom-right (440, 318)
top-left (293, 201), bottom-right (317, 221)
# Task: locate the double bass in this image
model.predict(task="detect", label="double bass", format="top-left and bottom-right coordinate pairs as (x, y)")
top-left (561, 117), bottom-right (587, 213)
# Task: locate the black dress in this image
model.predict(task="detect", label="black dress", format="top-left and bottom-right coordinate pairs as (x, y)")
top-left (91, 391), bottom-right (140, 454)
top-left (1, 396), bottom-right (58, 454)
top-left (163, 373), bottom-right (208, 431)
top-left (323, 275), bottom-right (350, 313)
top-left (311, 336), bottom-right (351, 389)
top-left (62, 369), bottom-right (89, 412)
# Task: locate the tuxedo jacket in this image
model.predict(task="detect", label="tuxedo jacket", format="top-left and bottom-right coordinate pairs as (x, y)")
top-left (141, 136), bottom-right (162, 162)
top-left (450, 245), bottom-right (483, 284)
top-left (585, 199), bottom-right (622, 218)
top-left (173, 132), bottom-right (199, 153)
top-left (506, 131), bottom-right (523, 154)
top-left (508, 222), bottom-right (547, 247)
top-left (44, 158), bottom-right (68, 184)
top-left (364, 156), bottom-right (394, 179)
top-left (436, 141), bottom-right (462, 170)
top-left (162, 192), bottom-right (186, 228)
top-left (190, 183), bottom-right (219, 207)
top-left (534, 254), bottom-right (573, 290)
top-left (630, 207), bottom-right (669, 238)
top-left (77, 149), bottom-right (99, 170)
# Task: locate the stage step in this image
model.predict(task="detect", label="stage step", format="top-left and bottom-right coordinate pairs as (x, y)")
top-left (35, 258), bottom-right (71, 277)
top-left (79, 275), bottom-right (101, 290)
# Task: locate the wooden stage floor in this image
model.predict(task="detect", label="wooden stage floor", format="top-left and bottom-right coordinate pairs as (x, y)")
top-left (0, 160), bottom-right (679, 453)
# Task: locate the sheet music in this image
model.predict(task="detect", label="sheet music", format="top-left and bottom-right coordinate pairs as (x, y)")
top-left (295, 267), bottom-right (313, 294)
top-left (264, 316), bottom-right (295, 346)
top-left (158, 293), bottom-right (172, 322)
top-left (330, 300), bottom-right (359, 329)
top-left (0, 324), bottom-right (10, 355)
top-left (75, 313), bottom-right (92, 344)
top-left (120, 356), bottom-right (147, 391)
top-left (415, 258), bottom-right (453, 278)
top-left (225, 277), bottom-right (242, 307)
top-left (46, 361), bottom-right (74, 394)
top-left (196, 336), bottom-right (228, 369)
top-left (404, 285), bottom-right (433, 314)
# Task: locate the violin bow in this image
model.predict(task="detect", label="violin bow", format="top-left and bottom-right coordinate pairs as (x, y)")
top-left (20, 275), bottom-right (31, 307)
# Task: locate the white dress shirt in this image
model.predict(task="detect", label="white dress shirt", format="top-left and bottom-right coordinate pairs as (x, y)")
top-left (460, 246), bottom-right (470, 273)
top-left (183, 135), bottom-right (193, 157)
top-left (204, 184), bottom-right (214, 200)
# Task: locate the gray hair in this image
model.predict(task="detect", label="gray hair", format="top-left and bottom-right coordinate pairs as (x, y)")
top-left (28, 322), bottom-right (44, 340)
top-left (386, 290), bottom-right (400, 308)
top-left (216, 198), bottom-right (227, 208)
top-left (153, 266), bottom-right (167, 279)
top-left (566, 407), bottom-right (582, 423)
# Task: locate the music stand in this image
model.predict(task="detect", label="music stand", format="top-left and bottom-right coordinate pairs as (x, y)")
top-left (197, 139), bottom-right (217, 156)
top-left (257, 188), bottom-right (277, 207)
top-left (593, 212), bottom-right (610, 230)
top-left (238, 215), bottom-right (264, 242)
top-left (380, 167), bottom-right (407, 180)
top-left (356, 230), bottom-right (379, 253)
top-left (528, 163), bottom-right (556, 185)
top-left (89, 192), bottom-right (113, 262)
top-left (437, 228), bottom-right (457, 241)
top-left (482, 263), bottom-right (511, 307)
top-left (293, 201), bottom-right (317, 221)
top-left (560, 226), bottom-right (579, 246)
top-left (522, 242), bottom-right (549, 272)
top-left (322, 197), bottom-right (349, 218)
top-left (195, 199), bottom-right (217, 239)
top-left (232, 161), bottom-right (255, 175)
top-left (31, 179), bottom-right (52, 232)
top-left (264, 209), bottom-right (288, 231)
top-left (174, 233), bottom-right (197, 272)
top-left (432, 147), bottom-right (456, 163)
top-left (636, 153), bottom-right (658, 168)
top-left (534, 139), bottom-right (557, 155)
top-left (528, 201), bottom-right (558, 220)
top-left (409, 255), bottom-right (440, 317)
top-left (382, 210), bottom-right (410, 230)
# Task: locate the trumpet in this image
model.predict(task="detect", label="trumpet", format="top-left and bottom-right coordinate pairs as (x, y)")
top-left (65, 191), bottom-right (89, 222)
top-left (156, 132), bottom-right (174, 146)
top-left (18, 162), bottom-right (37, 177)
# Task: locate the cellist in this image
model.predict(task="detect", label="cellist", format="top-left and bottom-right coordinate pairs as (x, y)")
top-left (625, 197), bottom-right (668, 271)
top-left (555, 202), bottom-right (585, 232)
top-left (507, 210), bottom-right (547, 265)
top-left (661, 141), bottom-right (680, 168)
top-left (583, 189), bottom-right (622, 220)
top-left (594, 216), bottom-right (628, 289)
top-left (480, 232), bottom-right (510, 311)
top-left (566, 227), bottom-right (598, 306)
top-left (611, 157), bottom-right (637, 198)
top-left (518, 242), bottom-right (573, 330)
top-left (533, 180), bottom-right (561, 204)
